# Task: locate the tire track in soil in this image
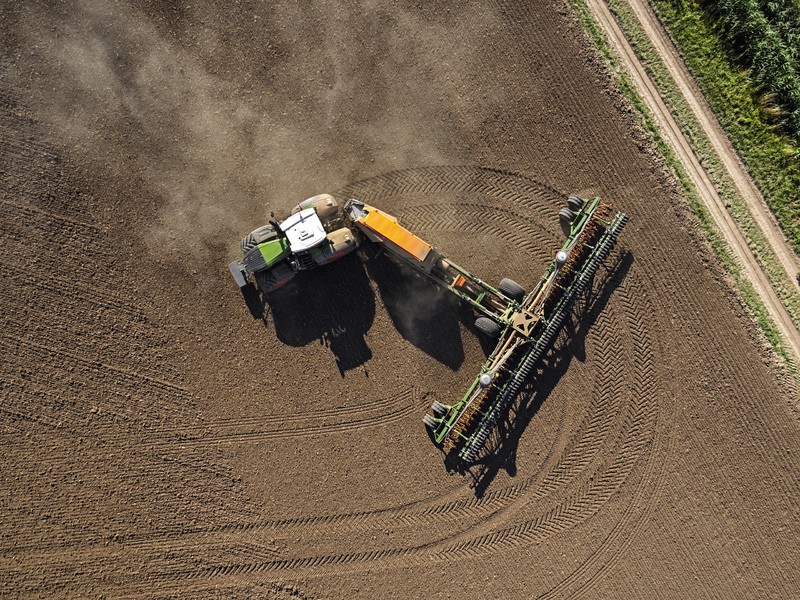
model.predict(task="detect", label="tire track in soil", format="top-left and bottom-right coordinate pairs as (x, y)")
top-left (6, 186), bottom-right (592, 580)
top-left (3, 162), bottom-right (654, 596)
top-left (0, 335), bottom-right (192, 399)
top-left (0, 198), bottom-right (101, 232)
top-left (422, 273), bottom-right (658, 568)
top-left (123, 581), bottom-right (315, 600)
top-left (150, 388), bottom-right (418, 446)
top-left (402, 203), bottom-right (552, 255)
top-left (4, 169), bottom-right (642, 594)
top-left (542, 282), bottom-right (667, 599)
top-left (146, 388), bottom-right (655, 586)
top-left (1, 92), bottom-right (259, 593)
top-left (475, 0), bottom-right (628, 190)
top-left (92, 170), bottom-right (660, 594)
top-left (0, 263), bottom-right (150, 324)
top-left (0, 381), bottom-right (416, 448)
top-left (0, 387), bottom-right (417, 557)
top-left (336, 166), bottom-right (564, 213)
top-left (532, 309), bottom-right (625, 498)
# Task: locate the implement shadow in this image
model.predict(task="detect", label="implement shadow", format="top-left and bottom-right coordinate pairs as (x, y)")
top-left (263, 253), bottom-right (376, 376)
top-left (363, 249), bottom-right (466, 371)
top-left (450, 249), bottom-right (634, 498)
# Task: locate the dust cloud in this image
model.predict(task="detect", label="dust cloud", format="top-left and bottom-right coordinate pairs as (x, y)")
top-left (7, 0), bottom-right (504, 271)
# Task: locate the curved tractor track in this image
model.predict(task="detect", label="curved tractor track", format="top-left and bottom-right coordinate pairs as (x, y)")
top-left (3, 165), bottom-right (665, 597)
top-left (188, 171), bottom-right (661, 589)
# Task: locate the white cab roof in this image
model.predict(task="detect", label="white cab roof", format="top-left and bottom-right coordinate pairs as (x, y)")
top-left (279, 208), bottom-right (326, 253)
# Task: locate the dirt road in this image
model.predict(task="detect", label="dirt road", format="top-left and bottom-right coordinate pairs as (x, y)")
top-left (586, 0), bottom-right (800, 364)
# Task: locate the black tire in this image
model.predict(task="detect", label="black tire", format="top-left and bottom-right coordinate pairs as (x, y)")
top-left (474, 316), bottom-right (501, 338)
top-left (567, 195), bottom-right (584, 212)
top-left (255, 262), bottom-right (295, 294)
top-left (423, 414), bottom-right (438, 429)
top-left (241, 224), bottom-right (278, 253)
top-left (559, 207), bottom-right (575, 237)
top-left (498, 277), bottom-right (526, 302)
top-left (240, 233), bottom-right (258, 254)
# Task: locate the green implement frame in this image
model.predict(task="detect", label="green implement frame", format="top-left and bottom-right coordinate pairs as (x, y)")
top-left (344, 196), bottom-right (627, 463)
top-left (427, 198), bottom-right (629, 461)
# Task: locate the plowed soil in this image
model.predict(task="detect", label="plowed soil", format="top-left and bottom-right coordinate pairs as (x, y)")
top-left (2, 1), bottom-right (799, 598)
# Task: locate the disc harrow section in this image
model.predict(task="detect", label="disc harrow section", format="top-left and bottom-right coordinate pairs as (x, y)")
top-left (426, 198), bottom-right (629, 463)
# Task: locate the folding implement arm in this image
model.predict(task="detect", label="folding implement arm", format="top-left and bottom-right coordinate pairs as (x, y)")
top-left (345, 200), bottom-right (517, 324)
top-left (453, 202), bottom-right (628, 461)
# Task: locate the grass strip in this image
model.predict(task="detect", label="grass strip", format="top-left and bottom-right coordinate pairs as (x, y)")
top-left (603, 0), bottom-right (800, 336)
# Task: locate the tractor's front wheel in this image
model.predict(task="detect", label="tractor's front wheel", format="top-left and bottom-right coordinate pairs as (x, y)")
top-left (241, 235), bottom-right (258, 254)
top-left (241, 224), bottom-right (279, 253)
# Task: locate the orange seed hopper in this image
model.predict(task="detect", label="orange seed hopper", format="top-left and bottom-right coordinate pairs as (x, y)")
top-left (358, 206), bottom-right (432, 262)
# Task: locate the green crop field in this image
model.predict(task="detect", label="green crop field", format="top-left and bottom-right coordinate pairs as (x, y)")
top-left (650, 0), bottom-right (800, 251)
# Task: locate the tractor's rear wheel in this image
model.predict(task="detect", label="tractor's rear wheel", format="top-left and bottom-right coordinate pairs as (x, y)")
top-left (475, 316), bottom-right (501, 338)
top-left (498, 277), bottom-right (526, 302)
top-left (255, 262), bottom-right (295, 294)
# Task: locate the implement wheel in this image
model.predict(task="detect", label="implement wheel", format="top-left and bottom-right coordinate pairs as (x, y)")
top-left (423, 414), bottom-right (438, 429)
top-left (498, 277), bottom-right (525, 302)
top-left (559, 207), bottom-right (575, 237)
top-left (475, 316), bottom-right (501, 338)
top-left (567, 195), bottom-right (584, 212)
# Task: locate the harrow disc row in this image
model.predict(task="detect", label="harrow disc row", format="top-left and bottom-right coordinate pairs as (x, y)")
top-left (441, 343), bottom-right (527, 453)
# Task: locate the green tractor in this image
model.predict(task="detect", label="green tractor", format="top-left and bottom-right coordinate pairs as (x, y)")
top-left (228, 194), bottom-right (361, 300)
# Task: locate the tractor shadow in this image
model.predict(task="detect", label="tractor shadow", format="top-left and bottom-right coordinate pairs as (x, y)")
top-left (263, 253), bottom-right (376, 376)
top-left (260, 249), bottom-right (468, 376)
top-left (443, 249), bottom-right (634, 498)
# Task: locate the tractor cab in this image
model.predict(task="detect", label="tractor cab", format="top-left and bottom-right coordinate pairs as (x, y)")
top-left (279, 207), bottom-right (327, 253)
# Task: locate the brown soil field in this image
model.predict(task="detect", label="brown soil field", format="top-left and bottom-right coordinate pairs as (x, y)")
top-left (2, 1), bottom-right (799, 598)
